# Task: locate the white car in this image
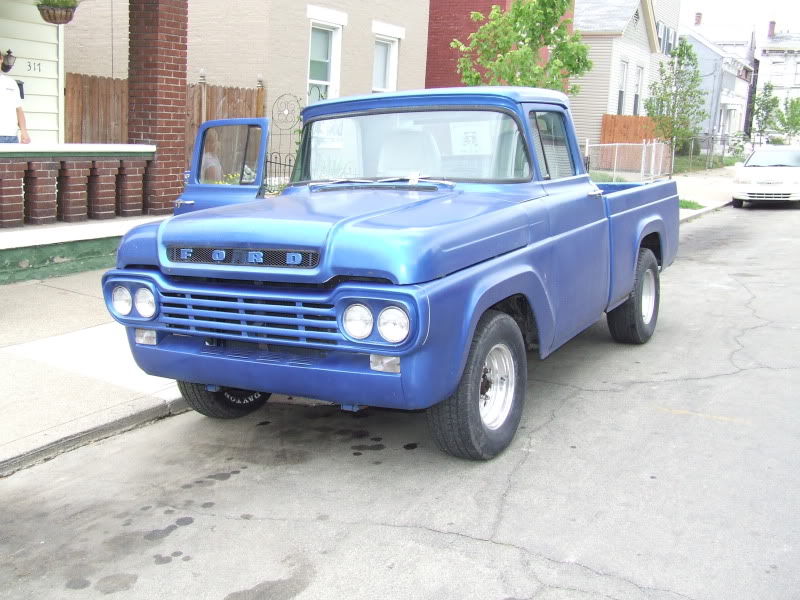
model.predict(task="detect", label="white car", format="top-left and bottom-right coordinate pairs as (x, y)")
top-left (733, 147), bottom-right (800, 208)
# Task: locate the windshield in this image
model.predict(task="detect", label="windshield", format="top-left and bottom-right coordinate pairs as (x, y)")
top-left (291, 110), bottom-right (531, 183)
top-left (745, 149), bottom-right (800, 167)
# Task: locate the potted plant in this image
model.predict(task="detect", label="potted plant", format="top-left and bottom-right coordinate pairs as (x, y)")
top-left (36, 0), bottom-right (81, 25)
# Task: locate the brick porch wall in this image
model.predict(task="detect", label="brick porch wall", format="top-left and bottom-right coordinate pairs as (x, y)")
top-left (0, 156), bottom-right (152, 228)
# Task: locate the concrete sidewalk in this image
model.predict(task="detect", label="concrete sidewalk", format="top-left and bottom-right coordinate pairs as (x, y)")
top-left (0, 270), bottom-right (185, 476)
top-left (0, 173), bottom-right (734, 477)
top-left (675, 165), bottom-right (735, 221)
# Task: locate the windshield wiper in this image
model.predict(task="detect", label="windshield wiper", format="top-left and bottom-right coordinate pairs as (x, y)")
top-left (309, 178), bottom-right (374, 187)
top-left (376, 175), bottom-right (455, 186)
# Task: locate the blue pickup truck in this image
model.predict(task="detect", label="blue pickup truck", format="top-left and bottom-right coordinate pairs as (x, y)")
top-left (103, 87), bottom-right (679, 460)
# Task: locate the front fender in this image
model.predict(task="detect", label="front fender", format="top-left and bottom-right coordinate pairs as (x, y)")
top-left (409, 245), bottom-right (556, 406)
top-left (116, 221), bottom-right (162, 268)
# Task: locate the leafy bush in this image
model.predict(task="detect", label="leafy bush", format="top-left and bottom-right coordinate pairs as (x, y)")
top-left (729, 132), bottom-right (748, 158)
top-left (36, 0), bottom-right (80, 7)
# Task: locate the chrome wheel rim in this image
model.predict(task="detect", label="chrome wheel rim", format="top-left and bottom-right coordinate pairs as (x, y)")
top-left (641, 269), bottom-right (656, 325)
top-left (479, 344), bottom-right (516, 430)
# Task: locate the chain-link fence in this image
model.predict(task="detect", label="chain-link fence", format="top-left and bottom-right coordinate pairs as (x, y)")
top-left (584, 140), bottom-right (672, 182)
top-left (672, 134), bottom-right (749, 174)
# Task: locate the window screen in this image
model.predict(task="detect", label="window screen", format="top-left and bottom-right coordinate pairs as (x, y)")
top-left (529, 112), bottom-right (576, 180)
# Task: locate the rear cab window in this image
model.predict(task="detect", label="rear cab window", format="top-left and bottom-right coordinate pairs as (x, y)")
top-left (528, 111), bottom-right (576, 180)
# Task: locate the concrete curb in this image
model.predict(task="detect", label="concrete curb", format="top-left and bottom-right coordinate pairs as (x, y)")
top-left (680, 201), bottom-right (732, 224)
top-left (0, 397), bottom-right (188, 479)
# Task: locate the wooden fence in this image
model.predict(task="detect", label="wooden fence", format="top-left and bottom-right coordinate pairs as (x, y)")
top-left (185, 81), bottom-right (265, 165)
top-left (65, 74), bottom-right (266, 167)
top-left (65, 74), bottom-right (128, 144)
top-left (600, 114), bottom-right (659, 144)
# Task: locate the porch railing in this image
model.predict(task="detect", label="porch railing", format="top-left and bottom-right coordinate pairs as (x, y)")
top-left (0, 144), bottom-right (156, 228)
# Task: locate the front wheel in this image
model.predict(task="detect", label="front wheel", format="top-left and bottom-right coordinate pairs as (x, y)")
top-left (607, 248), bottom-right (660, 344)
top-left (732, 198), bottom-right (744, 208)
top-left (177, 381), bottom-right (269, 418)
top-left (427, 310), bottom-right (527, 460)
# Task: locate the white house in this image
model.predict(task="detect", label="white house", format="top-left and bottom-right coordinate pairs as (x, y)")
top-left (0, 0), bottom-right (65, 143)
top-left (759, 22), bottom-right (800, 105)
top-left (570, 0), bottom-right (682, 146)
top-left (681, 27), bottom-right (752, 137)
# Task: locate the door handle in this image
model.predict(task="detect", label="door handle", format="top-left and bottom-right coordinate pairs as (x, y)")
top-left (175, 199), bottom-right (195, 207)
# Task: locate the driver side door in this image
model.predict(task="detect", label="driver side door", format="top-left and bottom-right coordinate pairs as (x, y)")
top-left (174, 118), bottom-right (270, 215)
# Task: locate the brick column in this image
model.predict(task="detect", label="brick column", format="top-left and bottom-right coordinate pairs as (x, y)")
top-left (128, 0), bottom-right (187, 215)
top-left (57, 161), bottom-right (92, 222)
top-left (88, 160), bottom-right (121, 219)
top-left (116, 159), bottom-right (147, 216)
top-left (23, 161), bottom-right (59, 225)
top-left (0, 161), bottom-right (26, 228)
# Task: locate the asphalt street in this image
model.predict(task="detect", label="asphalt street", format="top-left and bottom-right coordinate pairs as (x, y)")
top-left (2, 203), bottom-right (799, 600)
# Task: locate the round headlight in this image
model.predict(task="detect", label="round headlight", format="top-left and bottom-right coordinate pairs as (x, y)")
top-left (134, 287), bottom-right (157, 318)
top-left (343, 304), bottom-right (373, 340)
top-left (111, 286), bottom-right (132, 315)
top-left (377, 307), bottom-right (410, 343)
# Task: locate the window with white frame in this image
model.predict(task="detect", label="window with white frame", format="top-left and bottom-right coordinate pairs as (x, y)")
top-left (656, 22), bottom-right (677, 55)
top-left (617, 61), bottom-right (628, 115)
top-left (307, 6), bottom-right (347, 103)
top-left (633, 66), bottom-right (644, 116)
top-left (371, 21), bottom-right (404, 94)
top-left (770, 59), bottom-right (785, 87)
top-left (373, 38), bottom-right (397, 93)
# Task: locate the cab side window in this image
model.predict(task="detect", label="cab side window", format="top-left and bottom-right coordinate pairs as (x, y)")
top-left (528, 112), bottom-right (576, 180)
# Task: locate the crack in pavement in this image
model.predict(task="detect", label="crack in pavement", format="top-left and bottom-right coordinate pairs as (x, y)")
top-left (175, 508), bottom-right (696, 600)
top-left (489, 388), bottom-right (581, 540)
top-left (726, 273), bottom-right (791, 371)
top-left (528, 363), bottom-right (799, 396)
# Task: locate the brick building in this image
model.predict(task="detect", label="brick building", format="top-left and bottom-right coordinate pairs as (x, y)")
top-left (426, 0), bottom-right (511, 89)
top-left (425, 0), bottom-right (574, 89)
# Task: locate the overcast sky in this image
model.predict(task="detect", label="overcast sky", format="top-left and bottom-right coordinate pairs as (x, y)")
top-left (679, 0), bottom-right (799, 44)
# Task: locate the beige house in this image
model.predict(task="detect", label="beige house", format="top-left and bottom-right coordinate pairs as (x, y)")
top-left (65, 0), bottom-right (429, 106)
top-left (570, 0), bottom-right (682, 146)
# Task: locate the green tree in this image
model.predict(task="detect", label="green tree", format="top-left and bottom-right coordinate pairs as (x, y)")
top-left (775, 97), bottom-right (800, 144)
top-left (643, 38), bottom-right (707, 149)
top-left (752, 82), bottom-right (780, 143)
top-left (451, 0), bottom-right (592, 95)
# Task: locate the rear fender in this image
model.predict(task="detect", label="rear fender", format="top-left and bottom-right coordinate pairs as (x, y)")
top-left (609, 216), bottom-right (665, 309)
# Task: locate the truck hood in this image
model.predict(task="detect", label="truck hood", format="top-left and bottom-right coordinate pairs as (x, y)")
top-left (156, 185), bottom-right (537, 285)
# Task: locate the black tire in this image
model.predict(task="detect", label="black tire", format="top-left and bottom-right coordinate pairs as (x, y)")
top-left (427, 310), bottom-right (527, 460)
top-left (177, 381), bottom-right (269, 418)
top-left (607, 248), bottom-right (660, 344)
top-left (732, 198), bottom-right (744, 208)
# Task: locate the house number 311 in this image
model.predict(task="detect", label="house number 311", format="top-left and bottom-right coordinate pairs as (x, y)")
top-left (27, 62), bottom-right (42, 72)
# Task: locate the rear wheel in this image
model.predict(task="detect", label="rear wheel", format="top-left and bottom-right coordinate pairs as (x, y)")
top-left (732, 198), bottom-right (744, 208)
top-left (607, 248), bottom-right (660, 344)
top-left (427, 310), bottom-right (527, 460)
top-left (177, 381), bottom-right (269, 418)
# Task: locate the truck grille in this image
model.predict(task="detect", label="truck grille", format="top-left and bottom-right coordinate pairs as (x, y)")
top-left (167, 246), bottom-right (320, 269)
top-left (159, 290), bottom-right (341, 347)
top-left (747, 192), bottom-right (791, 200)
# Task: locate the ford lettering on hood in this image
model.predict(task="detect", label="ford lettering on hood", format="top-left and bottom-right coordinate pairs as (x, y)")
top-left (155, 184), bottom-right (536, 285)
